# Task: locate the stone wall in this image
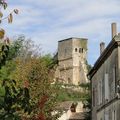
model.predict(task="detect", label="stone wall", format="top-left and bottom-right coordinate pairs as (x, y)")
top-left (91, 37), bottom-right (120, 120)
top-left (55, 37), bottom-right (88, 85)
top-left (97, 100), bottom-right (120, 120)
top-left (58, 39), bottom-right (72, 61)
top-left (92, 47), bottom-right (118, 120)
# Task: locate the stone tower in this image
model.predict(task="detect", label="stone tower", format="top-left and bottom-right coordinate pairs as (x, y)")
top-left (55, 37), bottom-right (88, 85)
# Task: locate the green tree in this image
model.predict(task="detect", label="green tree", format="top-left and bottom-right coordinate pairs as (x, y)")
top-left (13, 56), bottom-right (61, 120)
top-left (41, 54), bottom-right (54, 68)
top-left (1, 36), bottom-right (61, 120)
top-left (0, 2), bottom-right (31, 119)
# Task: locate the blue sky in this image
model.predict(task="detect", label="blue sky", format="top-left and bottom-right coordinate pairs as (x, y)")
top-left (1, 0), bottom-right (120, 65)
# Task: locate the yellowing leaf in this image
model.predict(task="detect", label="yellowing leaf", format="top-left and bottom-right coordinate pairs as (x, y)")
top-left (8, 17), bottom-right (10, 23)
top-left (0, 29), bottom-right (5, 39)
top-left (10, 13), bottom-right (13, 22)
top-left (0, 12), bottom-right (3, 18)
top-left (8, 13), bottom-right (13, 23)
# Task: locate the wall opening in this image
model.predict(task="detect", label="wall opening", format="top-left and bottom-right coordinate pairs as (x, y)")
top-left (75, 48), bottom-right (77, 52)
top-left (79, 48), bottom-right (83, 53)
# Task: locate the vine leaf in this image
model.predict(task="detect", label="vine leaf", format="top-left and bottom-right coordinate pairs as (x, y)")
top-left (0, 29), bottom-right (5, 39)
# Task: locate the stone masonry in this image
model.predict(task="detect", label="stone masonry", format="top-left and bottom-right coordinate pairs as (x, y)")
top-left (55, 37), bottom-right (88, 85)
top-left (89, 23), bottom-right (120, 120)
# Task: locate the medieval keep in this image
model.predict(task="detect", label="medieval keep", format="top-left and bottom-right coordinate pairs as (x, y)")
top-left (89, 23), bottom-right (120, 120)
top-left (55, 37), bottom-right (88, 85)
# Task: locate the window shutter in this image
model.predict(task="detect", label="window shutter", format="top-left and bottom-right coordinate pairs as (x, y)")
top-left (105, 73), bottom-right (109, 100)
top-left (113, 68), bottom-right (116, 93)
top-left (105, 113), bottom-right (109, 120)
top-left (97, 82), bottom-right (100, 105)
top-left (112, 110), bottom-right (116, 120)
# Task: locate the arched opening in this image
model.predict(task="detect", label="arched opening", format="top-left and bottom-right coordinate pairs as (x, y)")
top-left (79, 48), bottom-right (83, 53)
top-left (75, 48), bottom-right (77, 52)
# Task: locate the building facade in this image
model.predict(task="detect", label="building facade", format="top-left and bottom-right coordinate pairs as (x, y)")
top-left (55, 37), bottom-right (88, 85)
top-left (89, 23), bottom-right (120, 120)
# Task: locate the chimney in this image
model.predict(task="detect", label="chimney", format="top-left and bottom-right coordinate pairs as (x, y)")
top-left (100, 42), bottom-right (105, 54)
top-left (111, 23), bottom-right (117, 39)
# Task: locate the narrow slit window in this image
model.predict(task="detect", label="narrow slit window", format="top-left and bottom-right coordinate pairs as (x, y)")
top-left (82, 48), bottom-right (83, 53)
top-left (79, 48), bottom-right (83, 53)
top-left (75, 48), bottom-right (77, 52)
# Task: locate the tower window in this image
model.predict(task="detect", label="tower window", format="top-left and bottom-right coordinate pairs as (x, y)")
top-left (79, 48), bottom-right (83, 53)
top-left (75, 48), bottom-right (77, 52)
top-left (82, 48), bottom-right (83, 53)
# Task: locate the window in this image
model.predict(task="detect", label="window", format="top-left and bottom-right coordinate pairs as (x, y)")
top-left (98, 79), bottom-right (103, 105)
top-left (75, 48), bottom-right (77, 52)
top-left (82, 48), bottom-right (83, 53)
top-left (97, 82), bottom-right (100, 105)
top-left (113, 66), bottom-right (116, 94)
top-left (114, 65), bottom-right (117, 93)
top-left (117, 83), bottom-right (120, 98)
top-left (105, 113), bottom-right (109, 120)
top-left (79, 48), bottom-right (83, 53)
top-left (104, 73), bottom-right (109, 100)
top-left (100, 80), bottom-right (103, 104)
top-left (112, 110), bottom-right (116, 120)
top-left (93, 88), bottom-right (95, 106)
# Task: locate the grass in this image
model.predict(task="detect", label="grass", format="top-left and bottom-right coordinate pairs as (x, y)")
top-left (56, 87), bottom-right (90, 102)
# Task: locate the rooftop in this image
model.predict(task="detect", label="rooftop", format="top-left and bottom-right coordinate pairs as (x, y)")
top-left (56, 101), bottom-right (73, 111)
top-left (69, 112), bottom-right (89, 120)
top-left (88, 34), bottom-right (120, 79)
top-left (58, 37), bottom-right (88, 42)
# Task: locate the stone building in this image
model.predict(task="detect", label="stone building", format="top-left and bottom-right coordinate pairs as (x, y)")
top-left (58, 101), bottom-right (89, 120)
top-left (89, 23), bottom-right (120, 120)
top-left (55, 37), bottom-right (88, 85)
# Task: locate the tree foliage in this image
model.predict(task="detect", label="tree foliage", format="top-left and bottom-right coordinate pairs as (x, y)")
top-left (13, 55), bottom-right (61, 120)
top-left (0, 0), bottom-right (18, 24)
top-left (0, 38), bottom-right (32, 119)
top-left (0, 1), bottom-right (63, 119)
top-left (0, 79), bottom-right (31, 120)
top-left (0, 35), bottom-right (61, 120)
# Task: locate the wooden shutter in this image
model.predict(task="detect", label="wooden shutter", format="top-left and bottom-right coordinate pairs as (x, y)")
top-left (105, 73), bottom-right (109, 100)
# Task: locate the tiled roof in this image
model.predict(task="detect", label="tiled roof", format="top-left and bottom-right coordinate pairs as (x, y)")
top-left (69, 112), bottom-right (88, 120)
top-left (57, 101), bottom-right (73, 111)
